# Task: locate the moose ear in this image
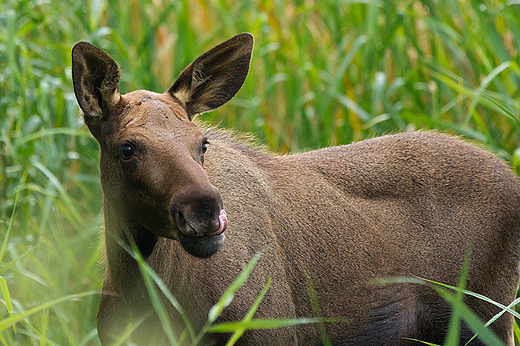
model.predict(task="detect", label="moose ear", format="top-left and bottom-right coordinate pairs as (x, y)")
top-left (168, 33), bottom-right (253, 119)
top-left (72, 41), bottom-right (121, 119)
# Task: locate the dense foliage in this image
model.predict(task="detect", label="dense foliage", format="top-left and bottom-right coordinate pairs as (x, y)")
top-left (1, 0), bottom-right (519, 344)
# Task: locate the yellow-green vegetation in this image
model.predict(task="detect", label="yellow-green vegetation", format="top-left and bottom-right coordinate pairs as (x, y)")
top-left (1, 0), bottom-right (519, 345)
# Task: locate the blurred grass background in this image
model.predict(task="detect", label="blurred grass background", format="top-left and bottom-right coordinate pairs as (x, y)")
top-left (1, 0), bottom-right (520, 344)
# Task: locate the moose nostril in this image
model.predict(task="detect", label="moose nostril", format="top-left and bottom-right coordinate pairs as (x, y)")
top-left (176, 211), bottom-right (198, 236)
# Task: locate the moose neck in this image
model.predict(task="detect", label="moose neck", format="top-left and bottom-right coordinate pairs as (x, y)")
top-left (102, 198), bottom-right (158, 293)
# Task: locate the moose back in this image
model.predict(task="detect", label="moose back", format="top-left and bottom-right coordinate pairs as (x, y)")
top-left (71, 34), bottom-right (520, 345)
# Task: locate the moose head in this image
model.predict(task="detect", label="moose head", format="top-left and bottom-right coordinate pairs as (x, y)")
top-left (71, 34), bottom-right (253, 257)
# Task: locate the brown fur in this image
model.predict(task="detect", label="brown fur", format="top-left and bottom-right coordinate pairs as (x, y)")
top-left (72, 34), bottom-right (520, 345)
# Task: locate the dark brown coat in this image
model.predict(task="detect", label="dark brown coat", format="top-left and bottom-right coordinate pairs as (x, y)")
top-left (72, 34), bottom-right (520, 345)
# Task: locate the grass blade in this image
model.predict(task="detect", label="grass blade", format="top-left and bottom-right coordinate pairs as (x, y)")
top-left (434, 287), bottom-right (505, 346)
top-left (192, 252), bottom-right (262, 345)
top-left (443, 246), bottom-right (472, 345)
top-left (208, 318), bottom-right (321, 333)
top-left (225, 277), bottom-right (272, 346)
top-left (0, 171), bottom-right (25, 264)
top-left (132, 242), bottom-right (179, 346)
top-left (463, 61), bottom-right (512, 126)
top-left (0, 291), bottom-right (96, 332)
top-left (207, 253), bottom-right (262, 325)
top-left (0, 277), bottom-right (15, 334)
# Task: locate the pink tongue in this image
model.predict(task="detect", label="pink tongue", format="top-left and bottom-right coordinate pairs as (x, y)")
top-left (218, 210), bottom-right (228, 233)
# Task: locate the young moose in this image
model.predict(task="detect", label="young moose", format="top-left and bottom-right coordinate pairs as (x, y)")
top-left (72, 34), bottom-right (520, 345)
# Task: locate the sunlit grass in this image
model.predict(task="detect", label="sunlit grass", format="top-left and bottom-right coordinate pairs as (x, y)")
top-left (1, 0), bottom-right (519, 344)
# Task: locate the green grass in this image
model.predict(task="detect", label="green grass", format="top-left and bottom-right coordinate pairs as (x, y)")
top-left (1, 0), bottom-right (520, 344)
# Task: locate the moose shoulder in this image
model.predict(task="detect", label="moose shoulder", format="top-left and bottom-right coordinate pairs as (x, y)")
top-left (71, 33), bottom-right (520, 345)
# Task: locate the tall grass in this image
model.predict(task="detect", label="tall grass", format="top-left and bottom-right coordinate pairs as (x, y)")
top-left (1, 0), bottom-right (519, 344)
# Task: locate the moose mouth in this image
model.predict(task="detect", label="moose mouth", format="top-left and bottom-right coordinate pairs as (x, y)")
top-left (177, 210), bottom-right (228, 258)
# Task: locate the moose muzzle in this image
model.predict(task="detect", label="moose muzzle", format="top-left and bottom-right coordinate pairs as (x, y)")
top-left (170, 184), bottom-right (228, 257)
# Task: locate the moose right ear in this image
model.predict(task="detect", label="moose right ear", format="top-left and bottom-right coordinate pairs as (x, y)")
top-left (72, 42), bottom-right (121, 120)
top-left (168, 33), bottom-right (253, 120)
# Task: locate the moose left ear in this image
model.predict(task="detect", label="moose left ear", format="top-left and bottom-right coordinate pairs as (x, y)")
top-left (72, 41), bottom-right (121, 120)
top-left (168, 33), bottom-right (254, 119)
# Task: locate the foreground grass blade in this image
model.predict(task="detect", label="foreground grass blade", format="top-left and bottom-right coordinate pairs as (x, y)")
top-left (305, 275), bottom-right (332, 346)
top-left (108, 312), bottom-right (151, 346)
top-left (375, 277), bottom-right (520, 320)
top-left (140, 264), bottom-right (196, 342)
top-left (465, 297), bottom-right (520, 345)
top-left (0, 291), bottom-right (96, 332)
top-left (132, 242), bottom-right (179, 346)
top-left (402, 338), bottom-right (440, 346)
top-left (0, 277), bottom-right (15, 334)
top-left (443, 246), bottom-right (471, 345)
top-left (0, 333), bottom-right (8, 346)
top-left (208, 318), bottom-right (322, 333)
top-left (434, 288), bottom-right (504, 346)
top-left (514, 321), bottom-right (520, 344)
top-left (225, 277), bottom-right (272, 346)
top-left (207, 253), bottom-right (262, 324)
top-left (415, 280), bottom-right (520, 320)
top-left (374, 276), bottom-right (507, 345)
top-left (114, 236), bottom-right (194, 345)
top-left (0, 172), bottom-right (24, 265)
top-left (192, 252), bottom-right (262, 345)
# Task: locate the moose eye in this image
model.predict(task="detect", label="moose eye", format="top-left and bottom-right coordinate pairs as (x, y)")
top-left (202, 141), bottom-right (208, 154)
top-left (120, 143), bottom-right (135, 160)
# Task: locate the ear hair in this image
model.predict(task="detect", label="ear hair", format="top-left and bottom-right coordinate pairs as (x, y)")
top-left (72, 41), bottom-right (121, 119)
top-left (168, 33), bottom-right (254, 120)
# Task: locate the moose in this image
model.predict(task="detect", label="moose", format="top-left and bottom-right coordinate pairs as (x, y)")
top-left (72, 33), bottom-right (520, 345)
